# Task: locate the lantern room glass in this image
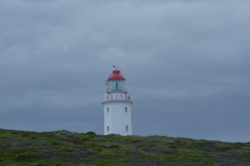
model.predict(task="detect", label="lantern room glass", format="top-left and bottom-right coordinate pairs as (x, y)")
top-left (107, 80), bottom-right (125, 92)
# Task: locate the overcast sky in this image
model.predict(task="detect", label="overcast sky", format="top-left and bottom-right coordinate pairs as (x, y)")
top-left (0, 0), bottom-right (250, 142)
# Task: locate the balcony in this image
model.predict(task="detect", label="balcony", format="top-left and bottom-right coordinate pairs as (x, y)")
top-left (104, 93), bottom-right (131, 102)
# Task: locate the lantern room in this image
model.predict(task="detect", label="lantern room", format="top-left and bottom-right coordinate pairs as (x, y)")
top-left (107, 69), bottom-right (126, 93)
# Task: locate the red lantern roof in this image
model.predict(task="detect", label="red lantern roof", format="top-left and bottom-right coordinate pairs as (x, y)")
top-left (108, 70), bottom-right (126, 81)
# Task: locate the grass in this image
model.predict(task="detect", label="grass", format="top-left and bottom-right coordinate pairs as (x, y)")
top-left (0, 129), bottom-right (249, 166)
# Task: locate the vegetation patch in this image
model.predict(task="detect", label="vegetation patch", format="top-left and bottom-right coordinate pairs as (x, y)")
top-left (0, 129), bottom-right (249, 166)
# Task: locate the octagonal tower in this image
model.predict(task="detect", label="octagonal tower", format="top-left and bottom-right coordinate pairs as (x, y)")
top-left (102, 67), bottom-right (133, 135)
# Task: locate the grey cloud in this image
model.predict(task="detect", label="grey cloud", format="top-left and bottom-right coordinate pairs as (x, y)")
top-left (0, 0), bottom-right (250, 142)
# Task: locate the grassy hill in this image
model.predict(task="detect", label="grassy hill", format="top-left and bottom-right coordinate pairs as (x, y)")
top-left (0, 129), bottom-right (249, 166)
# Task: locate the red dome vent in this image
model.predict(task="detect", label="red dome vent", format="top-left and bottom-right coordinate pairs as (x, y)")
top-left (108, 70), bottom-right (126, 81)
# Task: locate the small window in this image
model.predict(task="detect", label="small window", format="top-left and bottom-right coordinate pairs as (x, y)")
top-left (107, 126), bottom-right (109, 133)
top-left (107, 107), bottom-right (109, 113)
top-left (116, 82), bottom-right (118, 90)
top-left (126, 125), bottom-right (128, 132)
top-left (125, 107), bottom-right (128, 112)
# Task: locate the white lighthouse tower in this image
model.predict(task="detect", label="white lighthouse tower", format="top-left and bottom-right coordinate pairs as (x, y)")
top-left (102, 66), bottom-right (133, 135)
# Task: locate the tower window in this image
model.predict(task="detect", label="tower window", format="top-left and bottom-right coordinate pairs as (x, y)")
top-left (125, 107), bottom-right (128, 112)
top-left (107, 107), bottom-right (109, 113)
top-left (107, 126), bottom-right (109, 133)
top-left (126, 125), bottom-right (128, 132)
top-left (116, 82), bottom-right (118, 90)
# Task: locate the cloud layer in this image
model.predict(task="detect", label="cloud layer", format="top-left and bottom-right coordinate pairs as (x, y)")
top-left (0, 0), bottom-right (250, 142)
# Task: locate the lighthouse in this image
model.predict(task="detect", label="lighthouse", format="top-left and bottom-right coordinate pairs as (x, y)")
top-left (102, 66), bottom-right (133, 135)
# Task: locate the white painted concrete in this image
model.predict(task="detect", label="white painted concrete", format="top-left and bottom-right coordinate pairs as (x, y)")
top-left (103, 100), bottom-right (132, 135)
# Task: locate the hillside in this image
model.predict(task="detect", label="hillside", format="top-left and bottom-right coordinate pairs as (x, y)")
top-left (0, 129), bottom-right (249, 166)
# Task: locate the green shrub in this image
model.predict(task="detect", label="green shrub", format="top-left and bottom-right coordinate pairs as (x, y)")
top-left (86, 131), bottom-right (96, 135)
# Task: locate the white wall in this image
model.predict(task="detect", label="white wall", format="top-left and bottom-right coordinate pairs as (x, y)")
top-left (103, 101), bottom-right (132, 135)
